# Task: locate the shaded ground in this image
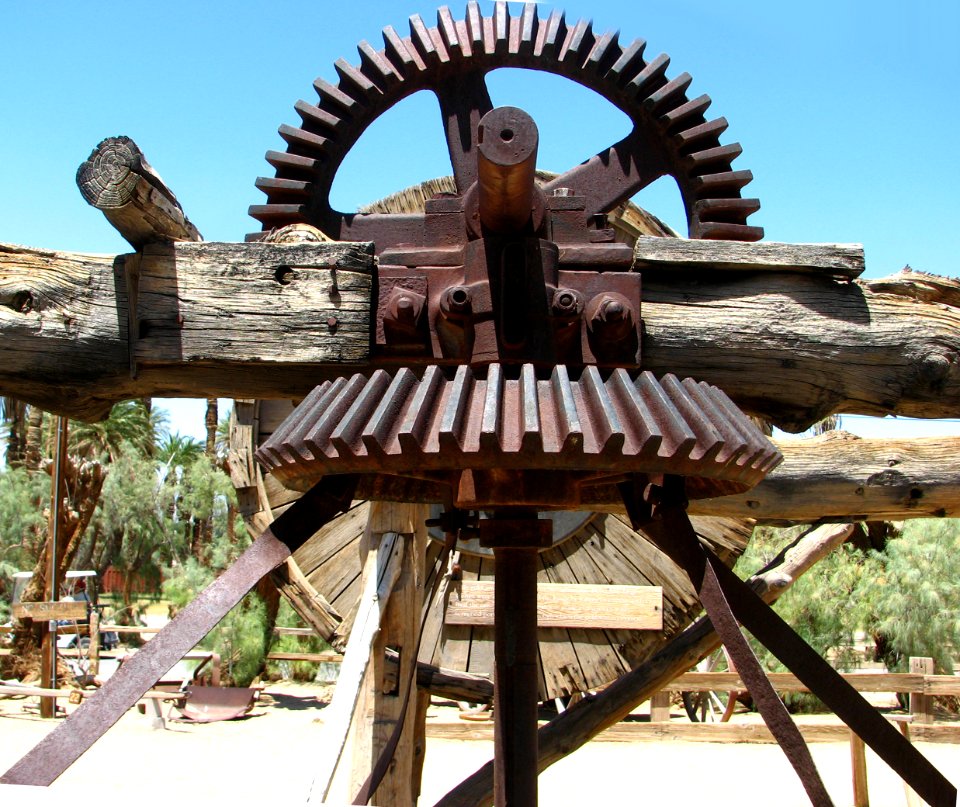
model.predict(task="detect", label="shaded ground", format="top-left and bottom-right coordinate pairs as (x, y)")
top-left (1, 682), bottom-right (957, 806)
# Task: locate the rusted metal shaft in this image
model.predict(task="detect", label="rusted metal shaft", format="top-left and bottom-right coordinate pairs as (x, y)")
top-left (477, 107), bottom-right (540, 234)
top-left (481, 513), bottom-right (552, 807)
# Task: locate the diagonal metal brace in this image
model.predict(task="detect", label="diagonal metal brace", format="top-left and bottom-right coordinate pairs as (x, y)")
top-left (1, 475), bottom-right (357, 787)
top-left (629, 475), bottom-right (957, 807)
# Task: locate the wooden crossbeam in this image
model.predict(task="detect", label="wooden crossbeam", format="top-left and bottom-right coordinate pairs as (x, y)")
top-left (12, 601), bottom-right (87, 621)
top-left (444, 582), bottom-right (662, 629)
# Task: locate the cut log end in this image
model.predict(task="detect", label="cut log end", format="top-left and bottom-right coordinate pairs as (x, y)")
top-left (76, 136), bottom-right (146, 209)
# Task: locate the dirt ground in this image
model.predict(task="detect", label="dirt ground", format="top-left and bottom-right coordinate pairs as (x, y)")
top-left (1, 682), bottom-right (957, 806)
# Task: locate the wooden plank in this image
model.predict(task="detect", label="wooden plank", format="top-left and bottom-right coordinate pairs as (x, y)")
top-left (308, 530), bottom-right (404, 804)
top-left (267, 651), bottom-right (344, 663)
top-left (424, 720), bottom-right (960, 745)
top-left (445, 581), bottom-right (662, 629)
top-left (12, 601), bottom-right (87, 621)
top-left (633, 236), bottom-right (864, 279)
top-left (660, 671), bottom-right (948, 694)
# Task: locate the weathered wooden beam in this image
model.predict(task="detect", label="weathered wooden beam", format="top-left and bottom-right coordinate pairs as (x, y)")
top-left (689, 431), bottom-right (960, 523)
top-left (0, 241), bottom-right (374, 420)
top-left (633, 236), bottom-right (865, 279)
top-left (434, 523), bottom-right (855, 807)
top-left (77, 136), bottom-right (201, 248)
top-left (444, 581), bottom-right (663, 629)
top-left (1, 238), bottom-right (958, 431)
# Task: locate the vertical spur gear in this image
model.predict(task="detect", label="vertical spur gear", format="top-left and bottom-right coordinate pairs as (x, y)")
top-left (250, 1), bottom-right (762, 244)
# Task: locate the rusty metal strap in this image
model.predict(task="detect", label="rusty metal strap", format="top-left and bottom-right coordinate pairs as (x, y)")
top-left (704, 549), bottom-right (957, 807)
top-left (1, 475), bottom-right (358, 788)
top-left (634, 480), bottom-right (956, 807)
top-left (641, 499), bottom-right (833, 806)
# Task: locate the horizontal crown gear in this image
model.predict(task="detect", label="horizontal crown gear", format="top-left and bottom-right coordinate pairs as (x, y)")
top-left (256, 364), bottom-right (781, 507)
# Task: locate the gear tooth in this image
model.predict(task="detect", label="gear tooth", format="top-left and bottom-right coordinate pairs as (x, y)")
top-left (514, 3), bottom-right (538, 55)
top-left (249, 203), bottom-right (307, 227)
top-left (661, 94), bottom-right (711, 134)
top-left (693, 222), bottom-right (764, 242)
top-left (694, 197), bottom-right (761, 223)
top-left (627, 52), bottom-right (670, 99)
top-left (607, 37), bottom-right (646, 84)
top-left (279, 123), bottom-right (332, 156)
top-left (382, 25), bottom-right (420, 74)
top-left (682, 142), bottom-right (742, 173)
top-left (643, 71), bottom-right (692, 114)
top-left (313, 76), bottom-right (365, 116)
top-left (294, 99), bottom-right (344, 135)
top-left (265, 150), bottom-right (322, 178)
top-left (409, 14), bottom-right (447, 64)
top-left (437, 6), bottom-right (467, 57)
top-left (465, 1), bottom-right (484, 52)
top-left (583, 30), bottom-right (619, 75)
top-left (674, 117), bottom-right (729, 153)
top-left (357, 40), bottom-right (402, 89)
top-left (692, 170), bottom-right (753, 197)
top-left (558, 18), bottom-right (594, 65)
top-left (334, 57), bottom-right (382, 100)
top-left (255, 177), bottom-right (313, 201)
top-left (492, 1), bottom-right (509, 55)
top-left (535, 9), bottom-right (566, 58)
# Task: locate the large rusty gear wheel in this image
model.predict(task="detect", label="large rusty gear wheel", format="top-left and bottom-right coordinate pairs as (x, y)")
top-left (250, 1), bottom-right (762, 243)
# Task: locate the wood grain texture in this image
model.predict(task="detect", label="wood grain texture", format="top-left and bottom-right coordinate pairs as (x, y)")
top-left (633, 236), bottom-right (864, 279)
top-left (3, 238), bottom-right (959, 431)
top-left (76, 136), bottom-right (201, 248)
top-left (690, 431), bottom-right (960, 522)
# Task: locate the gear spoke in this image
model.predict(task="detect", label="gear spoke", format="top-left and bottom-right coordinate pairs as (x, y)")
top-left (435, 69), bottom-right (494, 193)
top-left (543, 128), bottom-right (668, 217)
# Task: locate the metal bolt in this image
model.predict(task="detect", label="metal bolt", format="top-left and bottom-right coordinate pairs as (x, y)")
top-left (587, 292), bottom-right (635, 342)
top-left (441, 285), bottom-right (473, 319)
top-left (327, 316), bottom-right (338, 332)
top-left (551, 288), bottom-right (583, 318)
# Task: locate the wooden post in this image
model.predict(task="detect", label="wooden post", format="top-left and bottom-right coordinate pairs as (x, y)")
top-left (909, 656), bottom-right (935, 724)
top-left (87, 607), bottom-right (100, 677)
top-left (40, 416), bottom-right (68, 718)
top-left (849, 730), bottom-right (869, 807)
top-left (649, 690), bottom-right (671, 722)
top-left (312, 502), bottom-right (428, 806)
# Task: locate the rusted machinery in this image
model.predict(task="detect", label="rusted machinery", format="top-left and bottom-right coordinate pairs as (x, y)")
top-left (3, 4), bottom-right (956, 807)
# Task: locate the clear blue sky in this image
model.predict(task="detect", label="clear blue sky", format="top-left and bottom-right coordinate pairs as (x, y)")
top-left (1, 1), bottom-right (958, 439)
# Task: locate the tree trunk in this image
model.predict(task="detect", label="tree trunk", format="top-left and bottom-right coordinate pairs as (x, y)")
top-left (3, 397), bottom-right (26, 467)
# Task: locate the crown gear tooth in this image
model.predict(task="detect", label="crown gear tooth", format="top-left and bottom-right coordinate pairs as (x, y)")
top-left (255, 9), bottom-right (761, 240)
